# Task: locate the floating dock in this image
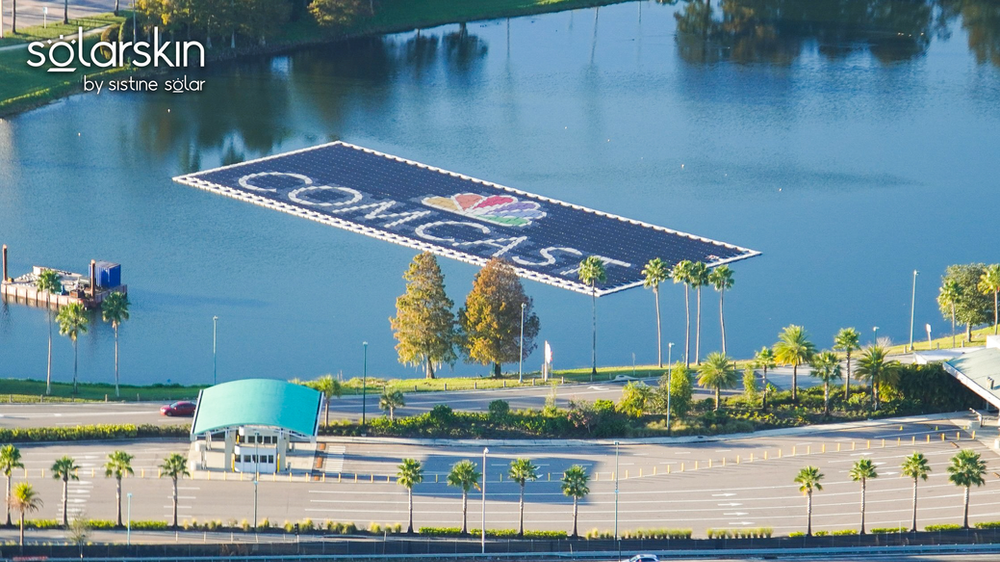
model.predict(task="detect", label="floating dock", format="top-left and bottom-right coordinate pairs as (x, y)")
top-left (0, 245), bottom-right (127, 310)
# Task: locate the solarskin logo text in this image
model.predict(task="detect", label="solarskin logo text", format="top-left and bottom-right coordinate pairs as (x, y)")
top-left (27, 27), bottom-right (205, 73)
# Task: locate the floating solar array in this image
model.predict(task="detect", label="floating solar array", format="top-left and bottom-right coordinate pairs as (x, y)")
top-left (173, 142), bottom-right (760, 296)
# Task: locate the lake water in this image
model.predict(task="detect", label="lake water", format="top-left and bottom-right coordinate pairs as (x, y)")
top-left (1, 0), bottom-right (998, 386)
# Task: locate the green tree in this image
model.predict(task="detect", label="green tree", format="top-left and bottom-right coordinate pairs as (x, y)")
top-left (561, 465), bottom-right (589, 538)
top-left (938, 279), bottom-right (963, 348)
top-left (447, 459), bottom-right (480, 535)
top-left (656, 363), bottom-right (693, 422)
top-left (810, 351), bottom-right (842, 416)
top-left (104, 450), bottom-right (134, 527)
top-left (939, 264), bottom-right (993, 343)
top-left (8, 482), bottom-right (41, 550)
top-left (397, 458), bottom-right (423, 534)
top-left (240, 0), bottom-right (291, 46)
top-left (578, 256), bottom-right (607, 380)
top-left (742, 364), bottom-right (758, 404)
top-left (948, 449), bottom-right (987, 529)
top-left (390, 252), bottom-right (458, 379)
top-left (1, 444), bottom-right (25, 527)
top-left (773, 325), bottom-right (815, 402)
top-left (160, 453), bottom-right (189, 529)
top-left (56, 302), bottom-right (89, 394)
top-left (307, 374), bottom-right (342, 426)
top-left (309, 0), bottom-right (366, 27)
top-left (855, 344), bottom-right (899, 413)
top-left (849, 458), bottom-right (878, 534)
top-left (458, 258), bottom-right (540, 378)
top-left (35, 269), bottom-right (62, 395)
top-left (697, 352), bottom-right (738, 411)
top-left (753, 347), bottom-right (776, 412)
top-left (979, 264), bottom-right (1000, 335)
top-left (901, 452), bottom-right (931, 532)
top-left (671, 260), bottom-right (694, 366)
top-left (834, 327), bottom-right (861, 400)
top-left (508, 458), bottom-right (539, 537)
top-left (642, 258), bottom-right (670, 366)
top-left (51, 456), bottom-right (79, 527)
top-left (689, 262), bottom-right (710, 364)
top-left (617, 381), bottom-right (653, 417)
top-left (794, 466), bottom-right (824, 537)
top-left (379, 390), bottom-right (405, 422)
top-left (708, 265), bottom-right (735, 355)
top-left (101, 292), bottom-right (130, 398)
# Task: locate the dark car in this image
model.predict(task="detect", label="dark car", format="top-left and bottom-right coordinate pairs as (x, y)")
top-left (160, 401), bottom-right (197, 417)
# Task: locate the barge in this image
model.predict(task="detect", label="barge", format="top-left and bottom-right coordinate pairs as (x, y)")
top-left (1, 245), bottom-right (127, 310)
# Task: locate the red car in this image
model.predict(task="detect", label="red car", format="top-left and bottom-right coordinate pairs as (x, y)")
top-left (160, 401), bottom-right (197, 417)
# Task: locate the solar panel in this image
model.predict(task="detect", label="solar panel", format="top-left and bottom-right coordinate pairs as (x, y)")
top-left (173, 142), bottom-right (760, 296)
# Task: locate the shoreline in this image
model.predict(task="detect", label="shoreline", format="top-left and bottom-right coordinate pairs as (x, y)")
top-left (0, 0), bottom-right (629, 119)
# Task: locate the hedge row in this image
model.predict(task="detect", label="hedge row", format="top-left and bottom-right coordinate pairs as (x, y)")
top-left (706, 528), bottom-right (772, 539)
top-left (0, 424), bottom-right (190, 443)
top-left (22, 519), bottom-right (167, 530)
top-left (417, 527), bottom-right (567, 539)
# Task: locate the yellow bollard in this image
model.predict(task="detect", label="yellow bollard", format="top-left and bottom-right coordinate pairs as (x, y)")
top-left (927, 434), bottom-right (931, 443)
top-left (778, 449), bottom-right (782, 459)
top-left (736, 456), bottom-right (740, 465)
top-left (667, 465), bottom-right (671, 474)
top-left (240, 472), bottom-right (244, 482)
top-left (881, 439), bottom-right (885, 448)
top-left (764, 451), bottom-right (768, 460)
top-left (141, 469), bottom-right (145, 478)
top-left (837, 443), bottom-right (841, 452)
top-left (158, 469), bottom-right (162, 478)
top-left (912, 436), bottom-right (916, 445)
top-left (722, 458), bottom-right (726, 467)
top-left (653, 466), bottom-right (657, 475)
top-left (322, 473), bottom-right (326, 483)
top-left (807, 446), bottom-right (811, 455)
top-left (973, 430), bottom-right (977, 440)
top-left (355, 473), bottom-right (358, 483)
top-left (708, 459), bottom-right (712, 468)
top-left (339, 473), bottom-right (343, 482)
top-left (625, 470), bottom-right (629, 479)
top-left (289, 472), bottom-right (292, 482)
top-left (866, 440), bottom-right (871, 449)
top-left (822, 444), bottom-right (826, 454)
top-left (852, 442), bottom-right (856, 451)
top-left (749, 453), bottom-right (754, 463)
top-left (792, 446), bottom-right (796, 456)
top-left (371, 474), bottom-right (374, 483)
top-left (695, 461), bottom-right (699, 470)
top-left (611, 472), bottom-right (615, 481)
top-left (900, 425), bottom-right (904, 431)
top-left (956, 432), bottom-right (961, 441)
top-left (897, 438), bottom-right (900, 446)
top-left (942, 433), bottom-right (946, 442)
top-left (639, 468), bottom-right (643, 477)
top-left (548, 473), bottom-right (551, 481)
top-left (271, 473), bottom-right (275, 482)
top-left (207, 471), bottom-right (211, 480)
top-left (596, 472), bottom-right (599, 481)
top-left (680, 463), bottom-right (684, 472)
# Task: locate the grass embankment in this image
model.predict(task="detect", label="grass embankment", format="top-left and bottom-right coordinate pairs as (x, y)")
top-left (0, 15), bottom-right (128, 116)
top-left (0, 14), bottom-right (123, 47)
top-left (1, 0), bottom-right (625, 116)
top-left (881, 324), bottom-right (998, 355)
top-left (0, 379), bottom-right (207, 403)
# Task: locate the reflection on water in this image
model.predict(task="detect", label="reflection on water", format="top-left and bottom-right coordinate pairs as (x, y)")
top-left (1, 0), bottom-right (998, 385)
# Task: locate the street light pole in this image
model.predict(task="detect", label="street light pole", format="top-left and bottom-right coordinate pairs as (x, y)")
top-left (519, 303), bottom-right (525, 383)
top-left (614, 441), bottom-right (619, 540)
top-left (909, 270), bottom-right (918, 351)
top-left (482, 447), bottom-right (489, 554)
top-left (873, 326), bottom-right (879, 345)
top-left (926, 324), bottom-right (932, 350)
top-left (666, 343), bottom-right (673, 435)
top-left (126, 492), bottom-right (132, 546)
top-left (213, 316), bottom-right (218, 385)
top-left (253, 478), bottom-right (258, 531)
top-left (362, 341), bottom-right (368, 427)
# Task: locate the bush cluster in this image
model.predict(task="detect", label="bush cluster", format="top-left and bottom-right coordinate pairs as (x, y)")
top-left (706, 527), bottom-right (772, 539)
top-left (926, 524), bottom-right (964, 531)
top-left (622, 528), bottom-right (693, 539)
top-left (23, 519), bottom-right (165, 530)
top-left (974, 521), bottom-right (1000, 529)
top-left (870, 527), bottom-right (907, 534)
top-left (0, 424), bottom-right (189, 443)
top-left (417, 527), bottom-right (567, 539)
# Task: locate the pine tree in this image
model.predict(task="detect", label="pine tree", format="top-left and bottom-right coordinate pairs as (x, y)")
top-left (390, 253), bottom-right (458, 379)
top-left (459, 258), bottom-right (540, 377)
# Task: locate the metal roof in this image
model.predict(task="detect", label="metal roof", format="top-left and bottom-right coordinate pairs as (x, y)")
top-left (191, 379), bottom-right (322, 438)
top-left (943, 348), bottom-right (1000, 409)
top-left (173, 142), bottom-right (760, 296)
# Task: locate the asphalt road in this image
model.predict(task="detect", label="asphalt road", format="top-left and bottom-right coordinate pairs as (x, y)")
top-left (0, 367), bottom-right (816, 428)
top-left (1, 413), bottom-right (994, 541)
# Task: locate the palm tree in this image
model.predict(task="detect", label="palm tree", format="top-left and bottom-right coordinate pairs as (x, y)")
top-left (447, 459), bottom-right (480, 535)
top-left (578, 256), bottom-right (607, 381)
top-left (310, 374), bottom-right (342, 426)
top-left (773, 325), bottom-right (815, 402)
top-left (810, 351), bottom-right (842, 416)
top-left (979, 264), bottom-right (1000, 335)
top-left (160, 453), bottom-right (189, 529)
top-left (794, 466), bottom-right (824, 537)
top-left (508, 458), bottom-right (539, 538)
top-left (753, 347), bottom-right (776, 412)
top-left (51, 456), bottom-right (79, 526)
top-left (104, 450), bottom-right (134, 527)
top-left (901, 452), bottom-right (931, 532)
top-left (397, 458), bottom-right (423, 534)
top-left (561, 465), bottom-right (589, 538)
top-left (101, 292), bottom-right (130, 398)
top-left (697, 352), bottom-right (738, 411)
top-left (56, 302), bottom-right (89, 394)
top-left (938, 280), bottom-right (962, 348)
top-left (849, 458), bottom-right (878, 534)
top-left (642, 258), bottom-right (669, 367)
top-left (855, 344), bottom-right (899, 414)
top-left (379, 390), bottom-right (405, 422)
top-left (708, 265), bottom-right (734, 355)
top-left (689, 262), bottom-right (709, 364)
top-left (948, 449), bottom-right (987, 529)
top-left (35, 269), bottom-right (62, 395)
top-left (671, 260), bottom-right (694, 366)
top-left (8, 482), bottom-right (41, 550)
top-left (1, 444), bottom-right (25, 527)
top-left (834, 328), bottom-right (861, 400)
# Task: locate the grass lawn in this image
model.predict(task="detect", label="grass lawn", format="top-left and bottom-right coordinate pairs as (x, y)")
top-left (0, 379), bottom-right (207, 402)
top-left (0, 13), bottom-right (124, 47)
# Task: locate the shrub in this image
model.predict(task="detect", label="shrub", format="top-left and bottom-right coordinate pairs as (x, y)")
top-left (974, 521), bottom-right (1000, 529)
top-left (0, 423), bottom-right (190, 443)
top-left (131, 521), bottom-right (168, 530)
top-left (339, 522), bottom-right (357, 534)
top-left (832, 529), bottom-right (858, 536)
top-left (488, 400), bottom-right (510, 421)
top-left (259, 518), bottom-right (271, 530)
top-left (925, 524), bottom-right (963, 532)
top-left (871, 527), bottom-right (906, 534)
top-left (368, 522), bottom-right (381, 533)
top-left (300, 519), bottom-right (314, 532)
top-left (622, 528), bottom-right (692, 539)
top-left (283, 521), bottom-right (294, 533)
top-left (585, 528), bottom-right (613, 539)
top-left (813, 531), bottom-right (828, 536)
top-left (240, 519), bottom-right (251, 532)
top-left (788, 532), bottom-right (805, 537)
top-left (418, 527), bottom-right (463, 536)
